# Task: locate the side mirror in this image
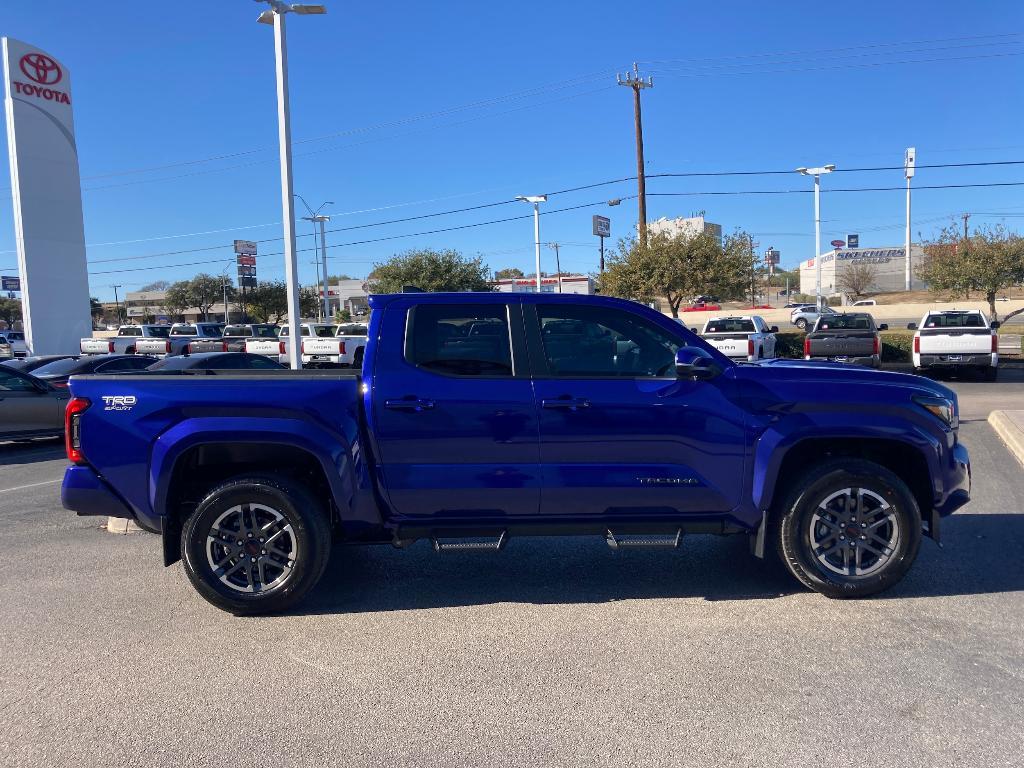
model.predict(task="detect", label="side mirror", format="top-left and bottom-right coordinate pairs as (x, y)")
top-left (770, 326), bottom-right (779, 333)
top-left (689, 327), bottom-right (698, 334)
top-left (906, 323), bottom-right (917, 331)
top-left (991, 321), bottom-right (1001, 329)
top-left (675, 346), bottom-right (719, 380)
top-left (878, 323), bottom-right (888, 331)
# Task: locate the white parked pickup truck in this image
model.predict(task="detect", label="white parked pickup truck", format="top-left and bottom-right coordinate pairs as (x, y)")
top-left (909, 310), bottom-right (1000, 380)
top-left (245, 322), bottom-right (338, 365)
top-left (80, 324), bottom-right (170, 355)
top-left (700, 315), bottom-right (777, 361)
top-left (134, 322), bottom-right (224, 358)
top-left (333, 323), bottom-right (369, 368)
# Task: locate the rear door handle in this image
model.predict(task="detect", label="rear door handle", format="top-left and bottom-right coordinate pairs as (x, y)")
top-left (542, 397), bottom-right (591, 410)
top-left (385, 398), bottom-right (436, 412)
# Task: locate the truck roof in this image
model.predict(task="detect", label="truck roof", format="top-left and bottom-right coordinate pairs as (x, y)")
top-left (368, 291), bottom-right (662, 313)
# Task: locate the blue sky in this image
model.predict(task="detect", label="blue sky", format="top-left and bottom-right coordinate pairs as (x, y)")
top-left (2, 0), bottom-right (1023, 301)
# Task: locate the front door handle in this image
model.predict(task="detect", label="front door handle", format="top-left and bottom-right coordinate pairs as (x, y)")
top-left (385, 398), bottom-right (436, 412)
top-left (542, 397), bottom-right (591, 410)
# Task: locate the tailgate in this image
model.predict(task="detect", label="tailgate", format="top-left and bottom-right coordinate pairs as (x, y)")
top-left (245, 339), bottom-right (281, 356)
top-left (187, 339), bottom-right (224, 353)
top-left (918, 329), bottom-right (993, 354)
top-left (301, 338), bottom-right (343, 356)
top-left (704, 334), bottom-right (749, 358)
top-left (808, 333), bottom-right (875, 357)
top-left (135, 338), bottom-right (171, 355)
top-left (80, 339), bottom-right (111, 355)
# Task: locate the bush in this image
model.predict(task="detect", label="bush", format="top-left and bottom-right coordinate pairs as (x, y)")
top-left (774, 332), bottom-right (805, 359)
top-left (881, 331), bottom-right (914, 363)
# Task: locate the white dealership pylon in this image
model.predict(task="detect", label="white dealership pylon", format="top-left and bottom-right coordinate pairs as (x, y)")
top-left (2, 38), bottom-right (91, 355)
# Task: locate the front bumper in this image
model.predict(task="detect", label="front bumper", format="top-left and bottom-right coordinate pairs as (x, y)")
top-left (61, 465), bottom-right (135, 519)
top-left (937, 441), bottom-right (971, 517)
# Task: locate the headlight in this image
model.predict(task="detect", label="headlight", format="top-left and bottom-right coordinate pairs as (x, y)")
top-left (913, 395), bottom-right (958, 429)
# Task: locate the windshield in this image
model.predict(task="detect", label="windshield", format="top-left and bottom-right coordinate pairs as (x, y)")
top-left (816, 314), bottom-right (873, 331)
top-left (924, 312), bottom-right (985, 328)
top-left (30, 357), bottom-right (87, 377)
top-left (2, 332), bottom-right (25, 340)
top-left (704, 319), bottom-right (755, 334)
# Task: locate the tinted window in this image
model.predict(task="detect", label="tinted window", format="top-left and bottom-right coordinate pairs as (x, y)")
top-left (336, 325), bottom-right (368, 336)
top-left (312, 326), bottom-right (335, 338)
top-left (0, 368), bottom-right (38, 392)
top-left (96, 357), bottom-right (153, 372)
top-left (171, 326), bottom-right (197, 336)
top-left (538, 305), bottom-right (680, 377)
top-left (925, 313), bottom-right (984, 328)
top-left (223, 326), bottom-right (251, 337)
top-left (817, 314), bottom-right (873, 331)
top-left (147, 326), bottom-right (171, 337)
top-left (3, 332), bottom-right (25, 341)
top-left (30, 357), bottom-right (87, 377)
top-left (118, 327), bottom-right (142, 337)
top-left (146, 357), bottom-right (192, 370)
top-left (408, 305), bottom-right (512, 377)
top-left (252, 326), bottom-right (278, 338)
top-left (704, 318), bottom-right (755, 334)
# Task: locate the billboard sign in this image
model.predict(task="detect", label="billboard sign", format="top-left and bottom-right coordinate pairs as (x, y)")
top-left (1, 275), bottom-right (21, 291)
top-left (764, 248), bottom-right (780, 265)
top-left (234, 239), bottom-right (258, 255)
top-left (2, 38), bottom-right (90, 354)
top-left (592, 215), bottom-right (611, 238)
top-left (847, 234), bottom-right (859, 248)
top-left (830, 239), bottom-right (845, 249)
top-left (236, 254), bottom-right (256, 267)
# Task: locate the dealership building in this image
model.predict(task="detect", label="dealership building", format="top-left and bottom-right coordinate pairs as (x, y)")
top-left (492, 275), bottom-right (595, 294)
top-left (799, 245), bottom-right (927, 298)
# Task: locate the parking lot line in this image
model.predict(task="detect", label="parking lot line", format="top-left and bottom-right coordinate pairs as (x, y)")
top-left (0, 478), bottom-right (61, 494)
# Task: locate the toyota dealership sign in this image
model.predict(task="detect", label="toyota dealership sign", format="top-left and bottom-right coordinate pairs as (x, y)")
top-left (2, 38), bottom-right (90, 354)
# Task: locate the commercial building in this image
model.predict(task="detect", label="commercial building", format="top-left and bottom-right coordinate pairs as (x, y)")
top-left (647, 215), bottom-right (723, 243)
top-left (322, 279), bottom-right (370, 316)
top-left (492, 275), bottom-right (595, 294)
top-left (799, 245), bottom-right (927, 299)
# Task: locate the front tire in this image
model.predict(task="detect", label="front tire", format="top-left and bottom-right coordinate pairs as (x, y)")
top-left (181, 475), bottom-right (331, 614)
top-left (796, 319), bottom-right (808, 330)
top-left (774, 459), bottom-right (921, 599)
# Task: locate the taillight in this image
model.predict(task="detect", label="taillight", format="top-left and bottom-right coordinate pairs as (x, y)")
top-left (992, 334), bottom-right (998, 353)
top-left (186, 342), bottom-right (194, 353)
top-left (803, 337), bottom-right (811, 358)
top-left (301, 340), bottom-right (307, 354)
top-left (165, 340), bottom-right (172, 353)
top-left (51, 381), bottom-right (69, 389)
top-left (873, 336), bottom-right (880, 356)
top-left (222, 341), bottom-right (229, 352)
top-left (107, 340), bottom-right (115, 353)
top-left (914, 336), bottom-right (920, 353)
top-left (279, 341), bottom-right (286, 354)
top-left (65, 397), bottom-right (90, 464)
top-left (747, 339), bottom-right (754, 358)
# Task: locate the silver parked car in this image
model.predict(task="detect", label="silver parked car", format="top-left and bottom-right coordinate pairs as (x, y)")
top-left (0, 365), bottom-right (69, 440)
top-left (791, 304), bottom-right (837, 331)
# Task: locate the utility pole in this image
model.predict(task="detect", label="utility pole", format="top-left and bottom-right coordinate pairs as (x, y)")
top-left (748, 234), bottom-right (758, 307)
top-left (547, 243), bottom-right (563, 292)
top-left (310, 259), bottom-right (323, 321)
top-left (904, 148), bottom-right (915, 291)
top-left (617, 63), bottom-right (653, 246)
top-left (111, 284), bottom-right (122, 325)
top-left (221, 280), bottom-right (230, 323)
top-left (962, 212), bottom-right (971, 240)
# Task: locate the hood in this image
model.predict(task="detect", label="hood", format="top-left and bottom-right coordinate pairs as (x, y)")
top-left (733, 358), bottom-right (956, 401)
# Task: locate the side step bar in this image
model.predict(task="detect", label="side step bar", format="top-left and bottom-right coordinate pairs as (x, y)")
top-left (605, 528), bottom-right (683, 550)
top-left (432, 530), bottom-right (508, 552)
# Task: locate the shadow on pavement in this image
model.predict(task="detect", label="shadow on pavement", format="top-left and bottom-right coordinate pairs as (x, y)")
top-left (0, 437), bottom-right (65, 465)
top-left (294, 512), bottom-right (1024, 615)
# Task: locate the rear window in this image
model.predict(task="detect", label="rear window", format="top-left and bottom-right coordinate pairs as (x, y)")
top-left (2, 332), bottom-right (25, 341)
top-left (146, 326), bottom-right (171, 337)
top-left (336, 325), bottom-right (368, 336)
top-left (817, 315), bottom-right (873, 331)
top-left (171, 326), bottom-right (197, 336)
top-left (30, 357), bottom-right (87, 377)
top-left (704, 319), bottom-right (755, 334)
top-left (223, 326), bottom-right (251, 337)
top-left (118, 327), bottom-right (142, 337)
top-left (924, 313), bottom-right (985, 328)
top-left (252, 325), bottom-right (277, 338)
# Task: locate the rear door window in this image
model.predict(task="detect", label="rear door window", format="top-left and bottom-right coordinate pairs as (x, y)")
top-left (406, 305), bottom-right (513, 377)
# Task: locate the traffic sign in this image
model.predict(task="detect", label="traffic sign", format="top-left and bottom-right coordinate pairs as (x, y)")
top-left (830, 239), bottom-right (845, 249)
top-left (592, 215), bottom-right (611, 238)
top-left (1, 275), bottom-right (20, 291)
top-left (234, 239), bottom-right (257, 255)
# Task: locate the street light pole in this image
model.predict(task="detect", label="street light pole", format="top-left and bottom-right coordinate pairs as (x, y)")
top-left (905, 148), bottom-right (915, 291)
top-left (796, 164), bottom-right (835, 310)
top-left (111, 284), bottom-right (122, 325)
top-left (257, 1), bottom-right (328, 369)
top-left (517, 195), bottom-right (547, 292)
top-left (296, 195), bottom-right (334, 322)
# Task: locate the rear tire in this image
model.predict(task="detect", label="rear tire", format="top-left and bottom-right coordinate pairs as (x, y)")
top-left (352, 347), bottom-right (365, 370)
top-left (181, 475), bottom-right (331, 615)
top-left (983, 365), bottom-right (998, 382)
top-left (796, 319), bottom-right (808, 330)
top-left (774, 458), bottom-right (921, 599)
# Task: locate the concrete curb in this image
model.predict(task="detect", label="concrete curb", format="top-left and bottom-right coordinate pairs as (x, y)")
top-left (106, 517), bottom-right (143, 534)
top-left (988, 410), bottom-right (1024, 468)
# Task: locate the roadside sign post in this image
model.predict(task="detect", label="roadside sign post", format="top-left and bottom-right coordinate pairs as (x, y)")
top-left (593, 215), bottom-right (611, 273)
top-left (234, 240), bottom-right (258, 323)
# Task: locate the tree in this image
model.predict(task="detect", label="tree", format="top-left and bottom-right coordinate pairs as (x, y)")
top-left (918, 222), bottom-right (1024, 319)
top-left (140, 280), bottom-right (169, 292)
top-left (90, 297), bottom-right (103, 320)
top-left (163, 281), bottom-right (191, 322)
top-left (369, 248), bottom-right (493, 293)
top-left (836, 261), bottom-right (878, 300)
top-left (494, 267), bottom-right (525, 279)
top-left (602, 229), bottom-right (756, 317)
top-left (245, 281), bottom-right (319, 323)
top-left (188, 273), bottom-right (225, 321)
top-left (0, 298), bottom-right (21, 327)
top-left (325, 274), bottom-right (352, 283)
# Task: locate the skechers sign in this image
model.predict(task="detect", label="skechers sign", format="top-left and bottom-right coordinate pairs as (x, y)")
top-left (2, 38), bottom-right (91, 356)
top-left (806, 248), bottom-right (904, 267)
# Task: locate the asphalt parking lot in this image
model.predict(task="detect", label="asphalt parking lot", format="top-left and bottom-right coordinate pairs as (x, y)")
top-left (1, 375), bottom-right (1023, 767)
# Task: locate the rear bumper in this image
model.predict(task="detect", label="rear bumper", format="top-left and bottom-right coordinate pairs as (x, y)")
top-left (61, 465), bottom-right (135, 519)
top-left (807, 354), bottom-right (880, 368)
top-left (918, 353), bottom-right (996, 368)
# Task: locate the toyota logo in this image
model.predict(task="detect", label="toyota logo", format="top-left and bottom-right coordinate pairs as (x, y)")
top-left (19, 53), bottom-right (62, 85)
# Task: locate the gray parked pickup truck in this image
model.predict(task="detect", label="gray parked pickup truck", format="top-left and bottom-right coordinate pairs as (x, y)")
top-left (804, 312), bottom-right (887, 368)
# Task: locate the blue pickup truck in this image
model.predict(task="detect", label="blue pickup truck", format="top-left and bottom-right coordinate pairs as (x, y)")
top-left (61, 293), bottom-right (971, 614)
